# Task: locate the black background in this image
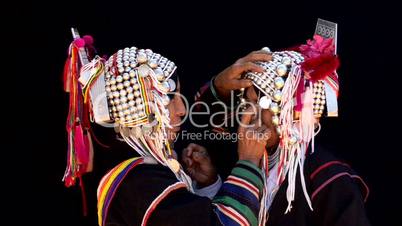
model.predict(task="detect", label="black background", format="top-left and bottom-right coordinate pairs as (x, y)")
top-left (9, 0), bottom-right (402, 225)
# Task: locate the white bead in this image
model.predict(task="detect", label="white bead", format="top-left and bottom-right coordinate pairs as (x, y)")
top-left (276, 64), bottom-right (288, 76)
top-left (138, 111), bottom-right (145, 117)
top-left (120, 90), bottom-right (127, 96)
top-left (113, 91), bottom-right (120, 98)
top-left (126, 87), bottom-right (133, 93)
top-left (273, 90), bottom-right (282, 102)
top-left (259, 96), bottom-right (272, 109)
top-left (128, 100), bottom-right (135, 106)
top-left (117, 83), bottom-right (124, 90)
top-left (114, 98), bottom-right (120, 105)
top-left (116, 105), bottom-right (123, 111)
top-left (125, 115), bottom-right (132, 121)
top-left (274, 77), bottom-right (285, 89)
top-left (130, 62), bottom-right (137, 68)
top-left (281, 57), bottom-right (292, 66)
top-left (168, 79), bottom-right (176, 91)
top-left (123, 61), bottom-right (129, 67)
top-left (137, 104), bottom-right (144, 110)
top-left (134, 91), bottom-right (141, 97)
top-left (124, 81), bottom-right (131, 88)
top-left (137, 53), bottom-right (148, 63)
top-left (120, 96), bottom-right (127, 103)
top-left (261, 47), bottom-right (271, 53)
top-left (116, 76), bottom-right (123, 83)
top-left (124, 109), bottom-right (130, 115)
top-left (270, 102), bottom-right (280, 114)
top-left (110, 78), bottom-right (116, 85)
top-left (130, 106), bottom-right (137, 113)
top-left (133, 84), bottom-right (140, 90)
top-left (105, 86), bottom-right (111, 92)
top-left (154, 68), bottom-right (164, 81)
top-left (149, 59), bottom-right (158, 68)
top-left (118, 112), bottom-right (125, 118)
top-left (127, 93), bottom-right (134, 100)
top-left (122, 103), bottom-right (128, 109)
top-left (123, 73), bottom-right (130, 80)
top-left (136, 98), bottom-right (142, 104)
top-left (118, 67), bottom-right (124, 73)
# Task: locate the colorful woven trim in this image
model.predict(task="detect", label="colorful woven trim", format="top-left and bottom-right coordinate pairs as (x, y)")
top-left (97, 157), bottom-right (144, 226)
top-left (213, 160), bottom-right (264, 226)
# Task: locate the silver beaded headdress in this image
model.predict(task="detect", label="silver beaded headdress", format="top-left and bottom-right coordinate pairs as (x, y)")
top-left (81, 46), bottom-right (193, 188)
top-left (244, 34), bottom-right (340, 222)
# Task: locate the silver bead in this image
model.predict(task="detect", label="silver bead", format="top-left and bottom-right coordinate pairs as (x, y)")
top-left (137, 104), bottom-right (144, 110)
top-left (281, 57), bottom-right (292, 66)
top-left (130, 62), bottom-right (137, 68)
top-left (273, 90), bottom-right (282, 102)
top-left (162, 95), bottom-right (170, 106)
top-left (154, 68), bottom-right (164, 81)
top-left (116, 76), bottom-right (123, 83)
top-left (110, 77), bottom-right (116, 85)
top-left (276, 64), bottom-right (288, 76)
top-left (127, 93), bottom-right (134, 100)
top-left (149, 59), bottom-right (158, 68)
top-left (123, 73), bottom-right (130, 80)
top-left (113, 91), bottom-right (120, 98)
top-left (256, 79), bottom-right (262, 85)
top-left (129, 70), bottom-right (136, 79)
top-left (270, 102), bottom-right (280, 114)
top-left (259, 96), bottom-right (272, 109)
top-left (117, 83), bottom-right (124, 90)
top-left (168, 79), bottom-right (176, 91)
top-left (122, 103), bottom-right (128, 109)
top-left (134, 91), bottom-right (141, 97)
top-left (274, 77), bottom-right (285, 89)
top-left (160, 81), bottom-right (170, 92)
top-left (120, 90), bottom-right (127, 96)
top-left (137, 52), bottom-right (148, 64)
top-left (261, 47), bottom-right (271, 53)
top-left (126, 87), bottom-right (133, 93)
top-left (116, 105), bottom-right (123, 111)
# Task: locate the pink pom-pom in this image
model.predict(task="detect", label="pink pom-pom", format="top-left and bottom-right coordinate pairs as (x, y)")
top-left (74, 38), bottom-right (86, 48)
top-left (83, 35), bottom-right (94, 45)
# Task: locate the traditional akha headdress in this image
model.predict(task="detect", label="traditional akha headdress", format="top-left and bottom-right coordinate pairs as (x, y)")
top-left (63, 29), bottom-right (193, 196)
top-left (241, 34), bottom-right (339, 222)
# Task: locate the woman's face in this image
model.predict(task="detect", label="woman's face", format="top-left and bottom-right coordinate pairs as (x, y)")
top-left (167, 80), bottom-right (186, 144)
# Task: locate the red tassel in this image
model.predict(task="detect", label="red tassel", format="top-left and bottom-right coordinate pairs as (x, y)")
top-left (301, 54), bottom-right (339, 81)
